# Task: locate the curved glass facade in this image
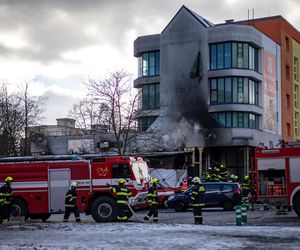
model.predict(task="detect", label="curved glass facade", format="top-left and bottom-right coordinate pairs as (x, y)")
top-left (141, 83), bottom-right (160, 109)
top-left (212, 112), bottom-right (259, 129)
top-left (210, 42), bottom-right (258, 71)
top-left (138, 51), bottom-right (160, 77)
top-left (210, 77), bottom-right (259, 105)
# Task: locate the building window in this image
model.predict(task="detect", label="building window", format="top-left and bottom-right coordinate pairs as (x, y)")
top-left (138, 51), bottom-right (160, 77)
top-left (295, 85), bottom-right (299, 109)
top-left (210, 77), bottom-right (259, 105)
top-left (138, 116), bottom-right (157, 132)
top-left (141, 83), bottom-right (160, 109)
top-left (210, 42), bottom-right (258, 71)
top-left (294, 57), bottom-right (299, 81)
top-left (287, 123), bottom-right (291, 137)
top-left (295, 112), bottom-right (299, 137)
top-left (212, 112), bottom-right (259, 129)
top-left (285, 36), bottom-right (289, 51)
top-left (286, 65), bottom-right (290, 81)
top-left (286, 94), bottom-right (290, 108)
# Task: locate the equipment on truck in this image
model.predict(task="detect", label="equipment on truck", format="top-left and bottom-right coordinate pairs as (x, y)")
top-left (252, 147), bottom-right (300, 217)
top-left (0, 155), bottom-right (150, 222)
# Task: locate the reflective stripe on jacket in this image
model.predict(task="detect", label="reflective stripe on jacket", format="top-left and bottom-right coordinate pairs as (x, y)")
top-left (191, 183), bottom-right (205, 207)
top-left (110, 185), bottom-right (132, 204)
top-left (65, 188), bottom-right (77, 207)
top-left (0, 184), bottom-right (12, 205)
top-left (147, 185), bottom-right (159, 206)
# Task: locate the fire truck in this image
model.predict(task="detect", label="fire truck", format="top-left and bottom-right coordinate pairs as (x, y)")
top-left (0, 155), bottom-right (150, 222)
top-left (253, 147), bottom-right (300, 217)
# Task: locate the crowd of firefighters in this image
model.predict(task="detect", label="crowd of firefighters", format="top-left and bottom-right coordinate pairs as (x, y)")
top-left (0, 169), bottom-right (250, 225)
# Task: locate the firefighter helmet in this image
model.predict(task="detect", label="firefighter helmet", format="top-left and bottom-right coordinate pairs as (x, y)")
top-left (119, 178), bottom-right (125, 184)
top-left (244, 175), bottom-right (249, 180)
top-left (192, 177), bottom-right (201, 184)
top-left (5, 176), bottom-right (13, 182)
top-left (71, 181), bottom-right (78, 188)
top-left (151, 178), bottom-right (159, 184)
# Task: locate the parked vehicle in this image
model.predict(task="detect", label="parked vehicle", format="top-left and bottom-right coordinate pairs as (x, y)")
top-left (167, 182), bottom-right (242, 212)
top-left (253, 147), bottom-right (300, 217)
top-left (0, 155), bottom-right (150, 222)
top-left (131, 182), bottom-right (176, 210)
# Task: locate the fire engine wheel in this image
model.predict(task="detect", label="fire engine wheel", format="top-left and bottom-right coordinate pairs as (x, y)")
top-left (294, 194), bottom-right (300, 217)
top-left (91, 196), bottom-right (117, 222)
top-left (11, 198), bottom-right (28, 218)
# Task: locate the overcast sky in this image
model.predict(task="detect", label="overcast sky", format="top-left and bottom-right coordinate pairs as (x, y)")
top-left (1, 0), bottom-right (300, 124)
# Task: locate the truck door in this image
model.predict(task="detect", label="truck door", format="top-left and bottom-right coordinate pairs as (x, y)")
top-left (111, 163), bottom-right (133, 187)
top-left (49, 169), bottom-right (70, 213)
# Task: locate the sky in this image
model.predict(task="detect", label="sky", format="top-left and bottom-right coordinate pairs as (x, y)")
top-left (1, 0), bottom-right (300, 124)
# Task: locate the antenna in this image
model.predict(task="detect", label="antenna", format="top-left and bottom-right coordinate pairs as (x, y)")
top-left (252, 8), bottom-right (254, 19)
top-left (248, 9), bottom-right (250, 20)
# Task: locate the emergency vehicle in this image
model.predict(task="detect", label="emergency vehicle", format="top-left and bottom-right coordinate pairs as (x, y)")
top-left (0, 155), bottom-right (150, 222)
top-left (253, 147), bottom-right (300, 217)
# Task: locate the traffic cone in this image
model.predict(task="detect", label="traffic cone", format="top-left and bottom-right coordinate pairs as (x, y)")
top-left (241, 204), bottom-right (247, 223)
top-left (235, 205), bottom-right (242, 226)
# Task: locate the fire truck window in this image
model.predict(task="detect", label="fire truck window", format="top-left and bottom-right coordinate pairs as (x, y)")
top-left (258, 170), bottom-right (286, 196)
top-left (112, 164), bottom-right (132, 179)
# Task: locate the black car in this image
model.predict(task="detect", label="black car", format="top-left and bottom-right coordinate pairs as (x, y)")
top-left (166, 182), bottom-right (242, 212)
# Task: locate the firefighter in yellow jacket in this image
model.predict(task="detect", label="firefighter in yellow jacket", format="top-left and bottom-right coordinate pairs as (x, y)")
top-left (0, 176), bottom-right (13, 224)
top-left (110, 179), bottom-right (132, 222)
top-left (144, 178), bottom-right (160, 222)
top-left (191, 177), bottom-right (206, 224)
top-left (63, 181), bottom-right (81, 222)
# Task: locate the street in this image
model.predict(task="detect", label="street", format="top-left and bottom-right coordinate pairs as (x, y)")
top-left (0, 208), bottom-right (300, 249)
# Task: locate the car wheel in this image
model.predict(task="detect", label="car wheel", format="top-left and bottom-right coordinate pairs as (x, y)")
top-left (223, 201), bottom-right (234, 211)
top-left (174, 201), bottom-right (185, 212)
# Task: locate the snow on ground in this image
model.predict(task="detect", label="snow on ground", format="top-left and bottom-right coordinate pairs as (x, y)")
top-left (1, 222), bottom-right (300, 250)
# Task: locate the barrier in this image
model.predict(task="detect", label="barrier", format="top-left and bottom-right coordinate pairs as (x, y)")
top-left (235, 205), bottom-right (242, 226)
top-left (241, 204), bottom-right (247, 223)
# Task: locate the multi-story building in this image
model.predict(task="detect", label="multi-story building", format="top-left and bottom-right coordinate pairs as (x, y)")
top-left (133, 5), bottom-right (294, 177)
top-left (237, 16), bottom-right (300, 141)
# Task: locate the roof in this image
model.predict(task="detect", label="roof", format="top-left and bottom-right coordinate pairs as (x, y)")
top-left (162, 5), bottom-right (214, 33)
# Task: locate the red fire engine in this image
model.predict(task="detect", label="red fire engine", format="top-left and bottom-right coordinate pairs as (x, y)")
top-left (0, 155), bottom-right (150, 222)
top-left (253, 147), bottom-right (300, 217)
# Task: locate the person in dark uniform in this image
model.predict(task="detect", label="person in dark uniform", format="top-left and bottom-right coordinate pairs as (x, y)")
top-left (0, 176), bottom-right (13, 224)
top-left (110, 178), bottom-right (132, 222)
top-left (191, 177), bottom-right (206, 225)
top-left (144, 178), bottom-right (159, 222)
top-left (63, 181), bottom-right (81, 222)
top-left (219, 164), bottom-right (227, 182)
top-left (241, 175), bottom-right (251, 203)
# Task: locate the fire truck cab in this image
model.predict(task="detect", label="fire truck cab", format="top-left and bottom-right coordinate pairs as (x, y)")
top-left (254, 147), bottom-right (300, 217)
top-left (0, 155), bottom-right (150, 222)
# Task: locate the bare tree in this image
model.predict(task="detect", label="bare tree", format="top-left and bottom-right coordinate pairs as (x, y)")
top-left (17, 81), bottom-right (47, 155)
top-left (0, 84), bottom-right (24, 156)
top-left (85, 70), bottom-right (139, 155)
top-left (69, 97), bottom-right (110, 135)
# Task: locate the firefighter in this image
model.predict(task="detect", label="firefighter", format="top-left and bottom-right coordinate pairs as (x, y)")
top-left (219, 164), bottom-right (227, 182)
top-left (110, 178), bottom-right (132, 222)
top-left (229, 174), bottom-right (238, 183)
top-left (191, 177), bottom-right (206, 225)
top-left (211, 165), bottom-right (221, 182)
top-left (63, 181), bottom-right (81, 222)
top-left (144, 178), bottom-right (159, 222)
top-left (187, 176), bottom-right (193, 187)
top-left (0, 176), bottom-right (13, 224)
top-left (241, 175), bottom-right (251, 203)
